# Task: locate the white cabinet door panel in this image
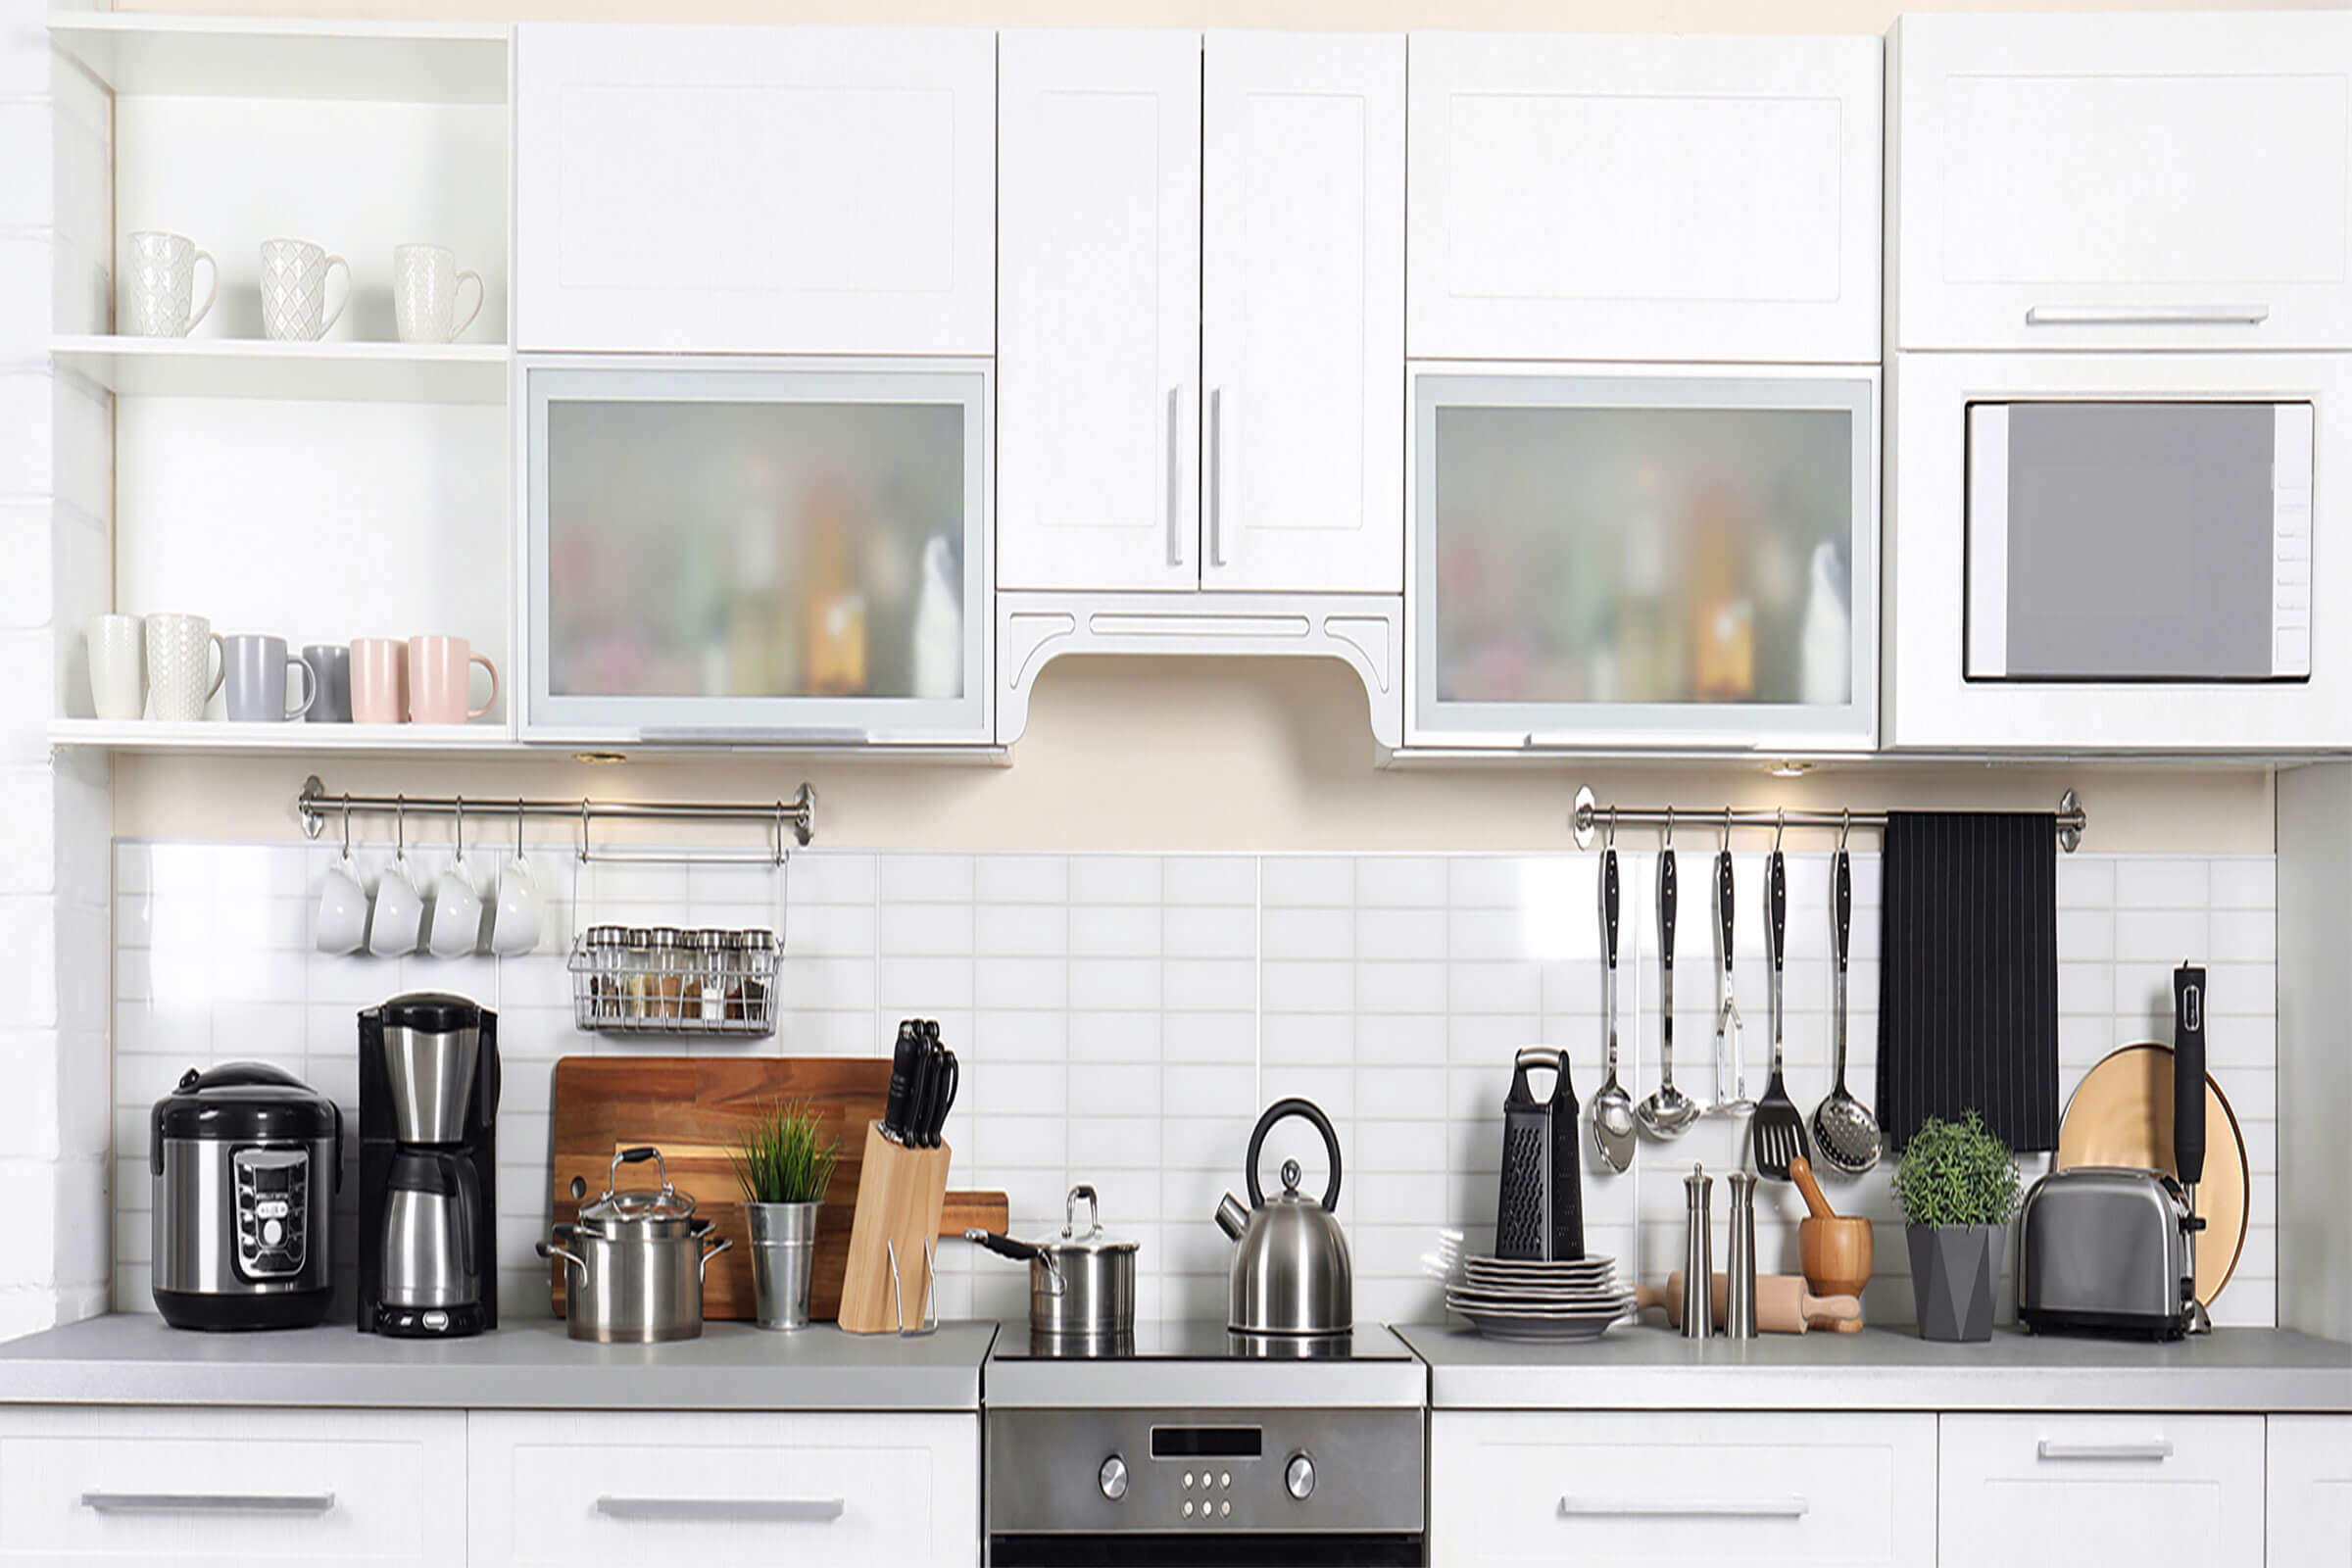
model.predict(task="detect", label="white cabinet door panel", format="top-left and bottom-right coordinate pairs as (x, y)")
top-left (1939, 1413), bottom-right (2265, 1568)
top-left (2271, 1416), bottom-right (2352, 1566)
top-left (516, 24), bottom-right (995, 354)
top-left (999, 29), bottom-right (1200, 592)
top-left (467, 1409), bottom-right (979, 1567)
top-left (1891, 12), bottom-right (2352, 351)
top-left (1202, 30), bottom-right (1404, 595)
top-left (1408, 32), bottom-right (1882, 364)
top-left (1429, 1410), bottom-right (1936, 1567)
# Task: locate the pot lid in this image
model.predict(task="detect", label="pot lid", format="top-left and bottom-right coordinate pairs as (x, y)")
top-left (577, 1147), bottom-right (698, 1229)
top-left (152, 1061), bottom-right (341, 1144)
top-left (1039, 1184), bottom-right (1138, 1255)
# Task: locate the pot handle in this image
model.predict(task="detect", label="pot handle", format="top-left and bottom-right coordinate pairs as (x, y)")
top-left (1245, 1097), bottom-right (1343, 1212)
top-left (962, 1229), bottom-right (1065, 1296)
top-left (697, 1233), bottom-right (735, 1281)
top-left (536, 1239), bottom-right (585, 1277)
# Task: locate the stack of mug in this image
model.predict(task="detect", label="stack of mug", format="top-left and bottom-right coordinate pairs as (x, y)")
top-left (86, 612), bottom-right (498, 726)
top-left (122, 231), bottom-right (484, 344)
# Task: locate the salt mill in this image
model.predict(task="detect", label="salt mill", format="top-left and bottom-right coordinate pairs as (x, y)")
top-left (1725, 1170), bottom-right (1759, 1340)
top-left (1681, 1164), bottom-right (1714, 1340)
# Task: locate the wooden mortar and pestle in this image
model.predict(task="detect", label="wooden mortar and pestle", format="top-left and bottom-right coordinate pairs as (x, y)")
top-left (1636, 1274), bottom-right (1860, 1334)
top-left (1790, 1154), bottom-right (1872, 1331)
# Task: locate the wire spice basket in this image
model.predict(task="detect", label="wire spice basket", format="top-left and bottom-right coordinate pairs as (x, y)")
top-left (568, 925), bottom-right (780, 1038)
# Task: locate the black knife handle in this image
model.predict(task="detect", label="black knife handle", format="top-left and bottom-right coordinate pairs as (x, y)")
top-left (1600, 848), bottom-right (1619, 971)
top-left (1658, 850), bottom-right (1677, 975)
top-left (1766, 851), bottom-right (1787, 974)
top-left (899, 1037), bottom-right (934, 1147)
top-left (883, 1020), bottom-right (921, 1139)
top-left (928, 1049), bottom-right (958, 1148)
top-left (1716, 850), bottom-right (1735, 974)
top-left (2174, 965), bottom-right (2207, 1188)
top-left (1832, 849), bottom-right (1851, 976)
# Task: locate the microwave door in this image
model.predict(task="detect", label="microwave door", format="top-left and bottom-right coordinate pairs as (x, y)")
top-left (1965, 401), bottom-right (2313, 683)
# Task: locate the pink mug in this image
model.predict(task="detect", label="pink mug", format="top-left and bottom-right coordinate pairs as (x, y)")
top-left (350, 638), bottom-right (408, 724)
top-left (408, 635), bottom-right (498, 724)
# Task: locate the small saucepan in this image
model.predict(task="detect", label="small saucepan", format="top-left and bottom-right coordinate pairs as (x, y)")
top-left (967, 1184), bottom-right (1137, 1342)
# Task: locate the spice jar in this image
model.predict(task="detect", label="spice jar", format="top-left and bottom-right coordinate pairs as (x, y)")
top-left (585, 925), bottom-right (628, 1022)
top-left (648, 928), bottom-right (686, 1020)
top-left (729, 930), bottom-right (775, 1025)
top-left (696, 929), bottom-right (729, 1025)
top-left (623, 927), bottom-right (655, 1022)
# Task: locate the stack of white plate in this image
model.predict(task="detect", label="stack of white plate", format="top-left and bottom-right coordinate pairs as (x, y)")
top-left (1444, 1253), bottom-right (1637, 1343)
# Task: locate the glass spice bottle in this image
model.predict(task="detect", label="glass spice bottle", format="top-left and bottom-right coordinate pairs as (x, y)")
top-left (648, 927), bottom-right (686, 1020)
top-left (623, 927), bottom-right (655, 1022)
top-left (730, 929), bottom-right (776, 1025)
top-left (584, 925), bottom-right (627, 1023)
top-left (697, 929), bottom-right (729, 1025)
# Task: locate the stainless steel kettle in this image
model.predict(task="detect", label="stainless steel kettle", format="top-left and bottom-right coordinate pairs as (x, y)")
top-left (1214, 1098), bottom-right (1352, 1337)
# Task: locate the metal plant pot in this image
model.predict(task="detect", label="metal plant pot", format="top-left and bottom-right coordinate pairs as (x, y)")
top-left (747, 1200), bottom-right (820, 1331)
top-left (1907, 1223), bottom-right (2001, 1342)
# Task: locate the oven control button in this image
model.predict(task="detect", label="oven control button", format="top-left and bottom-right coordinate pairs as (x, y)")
top-left (1220, 1500), bottom-right (1232, 1517)
top-left (1099, 1455), bottom-right (1129, 1502)
top-left (1183, 1500), bottom-right (1195, 1518)
top-left (1285, 1452), bottom-right (1316, 1501)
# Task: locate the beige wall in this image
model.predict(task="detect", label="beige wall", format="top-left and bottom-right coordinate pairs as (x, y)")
top-left (112, 0), bottom-right (2301, 854)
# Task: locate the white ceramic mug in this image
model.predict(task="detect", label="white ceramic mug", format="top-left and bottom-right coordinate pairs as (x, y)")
top-left (144, 612), bottom-right (224, 722)
top-left (392, 244), bottom-right (484, 344)
top-left (122, 231), bottom-right (216, 338)
top-left (490, 854), bottom-right (542, 956)
top-left (427, 855), bottom-right (486, 958)
top-left (260, 237), bottom-right (350, 342)
top-left (315, 854), bottom-right (370, 956)
top-left (85, 613), bottom-right (145, 720)
top-left (368, 856), bottom-right (425, 956)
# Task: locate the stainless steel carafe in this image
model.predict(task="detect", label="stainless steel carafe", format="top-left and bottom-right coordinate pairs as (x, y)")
top-left (382, 1150), bottom-right (479, 1310)
top-left (1215, 1099), bottom-right (1353, 1337)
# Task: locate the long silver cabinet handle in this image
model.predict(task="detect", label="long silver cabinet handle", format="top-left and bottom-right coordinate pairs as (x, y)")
top-left (1559, 1496), bottom-right (1809, 1520)
top-left (2025, 304), bottom-right (2269, 326)
top-left (1166, 386), bottom-right (1185, 567)
top-left (1207, 387), bottom-right (1225, 568)
top-left (594, 1496), bottom-right (846, 1524)
top-left (2036, 1440), bottom-right (2174, 1462)
top-left (635, 727), bottom-right (872, 746)
top-left (81, 1491), bottom-right (337, 1516)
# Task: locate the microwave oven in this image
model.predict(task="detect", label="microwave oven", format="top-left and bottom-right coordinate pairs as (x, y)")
top-left (1964, 399), bottom-right (2312, 683)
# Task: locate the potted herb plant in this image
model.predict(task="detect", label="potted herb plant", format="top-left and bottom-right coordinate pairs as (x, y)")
top-left (733, 1102), bottom-right (841, 1331)
top-left (1891, 1111), bottom-right (2021, 1343)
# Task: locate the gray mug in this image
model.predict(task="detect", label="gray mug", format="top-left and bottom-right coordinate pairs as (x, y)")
top-left (302, 644), bottom-right (351, 722)
top-left (223, 634), bottom-right (316, 722)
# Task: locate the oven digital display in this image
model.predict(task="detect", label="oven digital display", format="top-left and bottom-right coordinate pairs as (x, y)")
top-left (1151, 1427), bottom-right (1262, 1459)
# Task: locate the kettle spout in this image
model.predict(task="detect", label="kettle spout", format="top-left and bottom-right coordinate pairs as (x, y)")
top-left (1215, 1193), bottom-right (1249, 1241)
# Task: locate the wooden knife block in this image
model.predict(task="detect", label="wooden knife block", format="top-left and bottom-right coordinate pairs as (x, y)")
top-left (838, 1121), bottom-right (953, 1334)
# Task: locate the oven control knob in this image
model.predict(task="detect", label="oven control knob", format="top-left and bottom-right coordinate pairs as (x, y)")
top-left (1285, 1452), bottom-right (1316, 1501)
top-left (1099, 1455), bottom-right (1129, 1501)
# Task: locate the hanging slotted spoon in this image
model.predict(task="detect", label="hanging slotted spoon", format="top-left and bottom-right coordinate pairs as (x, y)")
top-left (1748, 831), bottom-right (1812, 1181)
top-left (1590, 839), bottom-right (1636, 1173)
top-left (1810, 835), bottom-right (1883, 1174)
top-left (1636, 832), bottom-right (1699, 1140)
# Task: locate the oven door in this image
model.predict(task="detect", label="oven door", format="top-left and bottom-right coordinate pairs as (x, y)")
top-left (1964, 399), bottom-right (2313, 682)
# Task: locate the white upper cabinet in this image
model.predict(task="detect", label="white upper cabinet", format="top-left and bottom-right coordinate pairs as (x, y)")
top-left (1202, 30), bottom-right (1405, 594)
top-left (515, 24), bottom-right (995, 355)
top-left (998, 30), bottom-right (1201, 592)
top-left (1407, 33), bottom-right (1883, 365)
top-left (1891, 12), bottom-right (2352, 352)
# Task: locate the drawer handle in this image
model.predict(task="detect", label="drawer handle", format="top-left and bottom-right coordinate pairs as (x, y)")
top-left (593, 1496), bottom-right (846, 1524)
top-left (2035, 1441), bottom-right (2174, 1463)
top-left (81, 1491), bottom-right (337, 1516)
top-left (2025, 304), bottom-right (2269, 327)
top-left (1559, 1496), bottom-right (1809, 1520)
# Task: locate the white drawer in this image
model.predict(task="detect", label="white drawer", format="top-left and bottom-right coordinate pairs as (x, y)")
top-left (0, 1405), bottom-right (466, 1566)
top-left (467, 1409), bottom-right (979, 1568)
top-left (1429, 1410), bottom-right (1936, 1566)
top-left (1940, 1413), bottom-right (2265, 1568)
top-left (2269, 1416), bottom-right (2352, 1566)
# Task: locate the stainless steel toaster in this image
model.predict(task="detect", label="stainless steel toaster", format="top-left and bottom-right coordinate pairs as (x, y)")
top-left (2016, 1166), bottom-right (2194, 1340)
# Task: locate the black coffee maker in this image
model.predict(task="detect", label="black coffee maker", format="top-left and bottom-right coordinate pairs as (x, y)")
top-left (359, 993), bottom-right (500, 1337)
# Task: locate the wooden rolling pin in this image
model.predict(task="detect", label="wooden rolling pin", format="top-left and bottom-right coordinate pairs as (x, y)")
top-left (1636, 1273), bottom-right (1862, 1334)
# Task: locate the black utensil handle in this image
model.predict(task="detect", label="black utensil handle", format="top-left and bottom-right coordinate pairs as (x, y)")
top-left (2174, 964), bottom-right (2207, 1187)
top-left (1600, 848), bottom-right (1620, 971)
top-left (931, 1050), bottom-right (959, 1144)
top-left (883, 1021), bottom-right (921, 1138)
top-left (964, 1229), bottom-right (1042, 1264)
top-left (1658, 851), bottom-right (1677, 975)
top-left (902, 1042), bottom-right (935, 1146)
top-left (1245, 1097), bottom-right (1344, 1212)
top-left (617, 1147), bottom-right (657, 1165)
top-left (1832, 849), bottom-right (1851, 976)
top-left (1715, 850), bottom-right (1735, 973)
top-left (1767, 851), bottom-right (1787, 973)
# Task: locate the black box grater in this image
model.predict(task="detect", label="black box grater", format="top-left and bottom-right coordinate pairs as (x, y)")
top-left (1494, 1047), bottom-right (1583, 1261)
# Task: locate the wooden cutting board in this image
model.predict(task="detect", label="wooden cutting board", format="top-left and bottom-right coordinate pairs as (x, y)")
top-left (548, 1055), bottom-right (1006, 1322)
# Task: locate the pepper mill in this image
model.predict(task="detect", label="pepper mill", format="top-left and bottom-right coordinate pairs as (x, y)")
top-left (1725, 1170), bottom-right (1759, 1340)
top-left (1681, 1164), bottom-right (1714, 1340)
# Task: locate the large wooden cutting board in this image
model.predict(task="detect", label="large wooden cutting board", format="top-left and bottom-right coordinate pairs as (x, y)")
top-left (548, 1056), bottom-right (1005, 1322)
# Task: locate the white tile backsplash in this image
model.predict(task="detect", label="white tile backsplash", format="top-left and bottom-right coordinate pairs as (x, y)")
top-left (104, 843), bottom-right (2282, 1333)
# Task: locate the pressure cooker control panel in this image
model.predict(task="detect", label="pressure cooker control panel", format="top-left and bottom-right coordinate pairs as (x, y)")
top-left (232, 1147), bottom-right (311, 1278)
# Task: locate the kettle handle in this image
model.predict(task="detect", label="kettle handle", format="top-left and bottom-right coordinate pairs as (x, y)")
top-left (1246, 1098), bottom-right (1343, 1212)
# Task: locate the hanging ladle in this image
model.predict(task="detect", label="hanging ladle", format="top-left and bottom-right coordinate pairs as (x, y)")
top-left (1636, 808), bottom-right (1701, 1140)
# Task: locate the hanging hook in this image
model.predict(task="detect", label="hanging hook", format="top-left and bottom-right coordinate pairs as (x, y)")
top-left (340, 794), bottom-right (353, 861)
top-left (1773, 808), bottom-right (1786, 854)
top-left (394, 795), bottom-right (407, 862)
top-left (516, 797), bottom-right (526, 861)
top-left (1663, 805), bottom-right (1674, 848)
top-left (774, 801), bottom-right (788, 867)
top-left (577, 799), bottom-right (591, 864)
top-left (1838, 808), bottom-right (1851, 853)
top-left (1721, 806), bottom-right (1733, 853)
top-left (453, 795), bottom-right (466, 864)
top-left (1604, 806), bottom-right (1617, 849)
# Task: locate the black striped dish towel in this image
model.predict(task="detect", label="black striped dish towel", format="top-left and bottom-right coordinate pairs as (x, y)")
top-left (1879, 811), bottom-right (2059, 1152)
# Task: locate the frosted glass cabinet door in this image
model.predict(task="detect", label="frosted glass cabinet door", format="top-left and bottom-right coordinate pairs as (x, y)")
top-left (1409, 368), bottom-right (1878, 750)
top-left (524, 357), bottom-right (991, 745)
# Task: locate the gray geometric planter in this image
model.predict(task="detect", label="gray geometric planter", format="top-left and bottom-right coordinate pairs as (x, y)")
top-left (1907, 1223), bottom-right (2000, 1343)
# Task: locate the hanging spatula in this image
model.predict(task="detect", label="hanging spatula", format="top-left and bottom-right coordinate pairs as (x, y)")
top-left (1749, 843), bottom-right (1811, 1180)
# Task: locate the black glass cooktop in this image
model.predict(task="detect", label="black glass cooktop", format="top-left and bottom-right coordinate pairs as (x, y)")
top-left (991, 1322), bottom-right (1413, 1362)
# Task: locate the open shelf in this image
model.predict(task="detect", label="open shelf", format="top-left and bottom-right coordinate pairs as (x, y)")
top-left (50, 719), bottom-right (518, 757)
top-left (52, 336), bottom-right (510, 404)
top-left (49, 13), bottom-right (511, 103)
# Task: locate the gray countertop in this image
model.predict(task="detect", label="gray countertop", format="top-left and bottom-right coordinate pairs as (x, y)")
top-left (0, 1315), bottom-right (1000, 1412)
top-left (1394, 1324), bottom-right (2352, 1413)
